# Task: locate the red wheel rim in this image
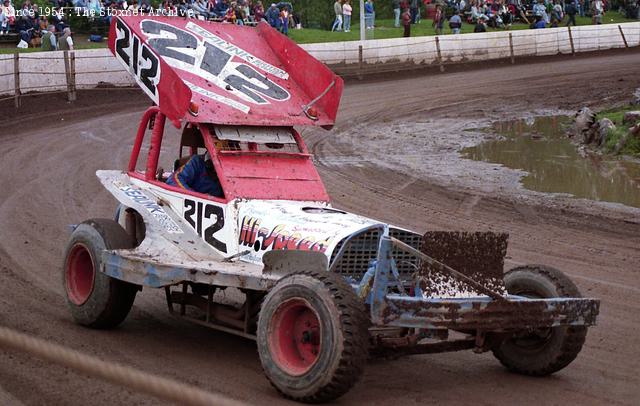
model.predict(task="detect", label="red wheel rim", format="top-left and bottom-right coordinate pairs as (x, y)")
top-left (268, 298), bottom-right (321, 376)
top-left (65, 244), bottom-right (95, 306)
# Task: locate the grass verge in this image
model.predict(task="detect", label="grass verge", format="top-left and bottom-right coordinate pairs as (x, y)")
top-left (597, 106), bottom-right (640, 156)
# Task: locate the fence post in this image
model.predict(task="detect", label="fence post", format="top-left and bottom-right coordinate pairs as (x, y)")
top-left (435, 36), bottom-right (445, 73)
top-left (358, 44), bottom-right (363, 80)
top-left (567, 26), bottom-right (575, 56)
top-left (63, 51), bottom-right (72, 101)
top-left (70, 52), bottom-right (77, 101)
top-left (618, 25), bottom-right (629, 48)
top-left (509, 33), bottom-right (515, 64)
top-left (13, 52), bottom-right (20, 108)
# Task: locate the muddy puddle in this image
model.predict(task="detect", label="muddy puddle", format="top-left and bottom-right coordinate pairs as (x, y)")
top-left (462, 116), bottom-right (640, 208)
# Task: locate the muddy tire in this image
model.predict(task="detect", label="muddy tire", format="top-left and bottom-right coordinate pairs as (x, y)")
top-left (492, 265), bottom-right (588, 376)
top-left (257, 270), bottom-right (369, 403)
top-left (63, 219), bottom-right (138, 329)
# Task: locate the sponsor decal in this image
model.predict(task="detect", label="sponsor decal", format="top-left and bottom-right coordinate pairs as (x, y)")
top-left (115, 18), bottom-right (160, 104)
top-left (183, 199), bottom-right (227, 253)
top-left (115, 182), bottom-right (183, 234)
top-left (239, 216), bottom-right (333, 253)
top-left (185, 22), bottom-right (289, 79)
top-left (184, 80), bottom-right (250, 113)
top-left (138, 19), bottom-right (290, 107)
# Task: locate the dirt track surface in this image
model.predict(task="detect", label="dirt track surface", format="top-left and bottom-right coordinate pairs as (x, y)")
top-left (1, 52), bottom-right (640, 405)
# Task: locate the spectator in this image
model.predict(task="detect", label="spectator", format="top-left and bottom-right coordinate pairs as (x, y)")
top-left (331, 0), bottom-right (342, 32)
top-left (393, 0), bottom-right (401, 27)
top-left (473, 14), bottom-right (487, 31)
top-left (291, 8), bottom-right (302, 29)
top-left (457, 0), bottom-right (466, 13)
top-left (240, 0), bottom-right (251, 22)
top-left (410, 0), bottom-right (419, 23)
top-left (266, 3), bottom-right (279, 28)
top-left (140, 0), bottom-right (151, 12)
top-left (499, 1), bottom-right (512, 29)
top-left (471, 1), bottom-right (487, 22)
top-left (15, 15), bottom-right (33, 44)
top-left (41, 24), bottom-right (57, 51)
top-left (532, 0), bottom-right (548, 24)
top-left (224, 4), bottom-right (236, 23)
top-left (432, 3), bottom-right (444, 35)
top-left (214, 0), bottom-right (228, 17)
top-left (193, 0), bottom-right (212, 19)
top-left (533, 14), bottom-right (546, 28)
top-left (401, 5), bottom-right (411, 36)
top-left (74, 0), bottom-right (88, 14)
top-left (365, 0), bottom-right (374, 29)
top-left (343, 0), bottom-right (352, 32)
top-left (591, 0), bottom-right (604, 24)
top-left (279, 4), bottom-right (289, 35)
top-left (88, 0), bottom-right (102, 15)
top-left (253, 1), bottom-right (265, 22)
top-left (235, 2), bottom-right (246, 25)
top-left (565, 0), bottom-right (577, 26)
top-left (0, 4), bottom-right (7, 35)
top-left (53, 8), bottom-right (65, 33)
top-left (2, 0), bottom-right (15, 29)
top-left (550, 0), bottom-right (563, 27)
top-left (58, 27), bottom-right (74, 50)
top-left (449, 9), bottom-right (462, 34)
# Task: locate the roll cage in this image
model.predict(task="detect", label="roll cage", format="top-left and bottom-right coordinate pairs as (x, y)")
top-left (127, 107), bottom-right (330, 203)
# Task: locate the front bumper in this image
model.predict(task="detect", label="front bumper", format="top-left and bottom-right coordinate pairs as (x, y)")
top-left (369, 236), bottom-right (600, 331)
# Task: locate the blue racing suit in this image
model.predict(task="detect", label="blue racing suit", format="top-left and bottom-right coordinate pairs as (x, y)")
top-left (167, 155), bottom-right (224, 198)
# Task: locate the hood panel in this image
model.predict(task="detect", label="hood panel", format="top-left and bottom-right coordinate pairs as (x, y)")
top-left (236, 200), bottom-right (382, 264)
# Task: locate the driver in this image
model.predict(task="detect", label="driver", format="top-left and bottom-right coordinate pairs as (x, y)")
top-left (166, 152), bottom-right (224, 198)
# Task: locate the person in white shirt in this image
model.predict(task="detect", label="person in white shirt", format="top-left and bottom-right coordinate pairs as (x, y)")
top-left (59, 27), bottom-right (74, 51)
top-left (342, 0), bottom-right (352, 32)
top-left (591, 0), bottom-right (604, 24)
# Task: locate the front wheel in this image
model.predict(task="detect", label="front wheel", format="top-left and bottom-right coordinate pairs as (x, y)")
top-left (257, 270), bottom-right (369, 403)
top-left (63, 219), bottom-right (138, 329)
top-left (492, 265), bottom-right (588, 376)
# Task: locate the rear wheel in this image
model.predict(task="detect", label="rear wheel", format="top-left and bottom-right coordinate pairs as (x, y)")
top-left (63, 219), bottom-right (138, 329)
top-left (257, 270), bottom-right (369, 403)
top-left (492, 265), bottom-right (588, 376)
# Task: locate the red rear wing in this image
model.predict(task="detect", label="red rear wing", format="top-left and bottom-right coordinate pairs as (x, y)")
top-left (108, 16), bottom-right (343, 128)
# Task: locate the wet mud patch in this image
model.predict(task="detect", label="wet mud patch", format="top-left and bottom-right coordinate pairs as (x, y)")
top-left (328, 113), bottom-right (640, 215)
top-left (330, 117), bottom-right (534, 195)
top-left (463, 116), bottom-right (640, 208)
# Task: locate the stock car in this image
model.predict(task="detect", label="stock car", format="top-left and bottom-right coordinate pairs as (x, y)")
top-left (62, 16), bottom-right (600, 403)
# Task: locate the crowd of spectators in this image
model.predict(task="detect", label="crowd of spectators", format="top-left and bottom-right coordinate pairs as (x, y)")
top-left (333, 0), bottom-right (375, 31)
top-left (332, 0), bottom-right (638, 37)
top-left (423, 0), bottom-right (616, 30)
top-left (431, 0), bottom-right (638, 30)
top-left (0, 0), bottom-right (301, 49)
top-left (74, 0), bottom-right (301, 33)
top-left (0, 0), bottom-right (638, 49)
top-left (0, 0), bottom-right (74, 49)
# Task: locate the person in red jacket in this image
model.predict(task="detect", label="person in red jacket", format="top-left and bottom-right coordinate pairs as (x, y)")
top-left (402, 6), bottom-right (412, 37)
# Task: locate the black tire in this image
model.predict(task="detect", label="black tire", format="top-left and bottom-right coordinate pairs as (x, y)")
top-left (257, 270), bottom-right (369, 403)
top-left (492, 265), bottom-right (588, 376)
top-left (62, 218), bottom-right (138, 329)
